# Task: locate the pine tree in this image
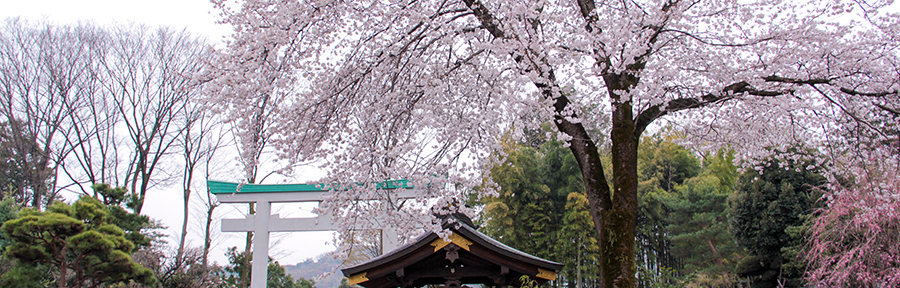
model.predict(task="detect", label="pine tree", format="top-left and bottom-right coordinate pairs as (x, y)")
top-left (0, 195), bottom-right (155, 288)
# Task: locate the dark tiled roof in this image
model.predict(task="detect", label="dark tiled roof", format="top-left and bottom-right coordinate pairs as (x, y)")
top-left (341, 215), bottom-right (562, 287)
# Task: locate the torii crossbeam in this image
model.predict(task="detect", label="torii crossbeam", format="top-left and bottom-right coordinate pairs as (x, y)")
top-left (208, 180), bottom-right (419, 288)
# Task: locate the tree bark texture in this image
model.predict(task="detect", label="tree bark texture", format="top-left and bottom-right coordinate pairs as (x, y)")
top-left (552, 102), bottom-right (640, 288)
top-left (462, 0), bottom-right (645, 284)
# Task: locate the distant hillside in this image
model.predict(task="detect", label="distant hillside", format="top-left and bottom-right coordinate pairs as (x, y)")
top-left (283, 255), bottom-right (345, 288)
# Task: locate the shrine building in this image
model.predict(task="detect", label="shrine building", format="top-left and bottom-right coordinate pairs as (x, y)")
top-left (342, 213), bottom-right (563, 288)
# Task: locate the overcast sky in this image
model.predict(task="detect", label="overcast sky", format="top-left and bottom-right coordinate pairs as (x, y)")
top-left (0, 0), bottom-right (337, 267)
top-left (0, 0), bottom-right (232, 42)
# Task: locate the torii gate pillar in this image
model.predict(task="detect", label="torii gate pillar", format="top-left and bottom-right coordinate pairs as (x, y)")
top-left (252, 200), bottom-right (271, 288)
top-left (208, 180), bottom-right (417, 288)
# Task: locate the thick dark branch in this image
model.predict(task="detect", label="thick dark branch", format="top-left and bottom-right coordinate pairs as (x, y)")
top-left (576, 0), bottom-right (600, 33)
top-left (839, 87), bottom-right (899, 97)
top-left (763, 75), bottom-right (832, 85)
top-left (636, 74), bottom-right (899, 133)
top-left (459, 0), bottom-right (608, 191)
top-left (634, 81), bottom-right (788, 134)
top-left (729, 81), bottom-right (788, 97)
top-left (437, 8), bottom-right (470, 18)
top-left (463, 0), bottom-right (612, 250)
top-left (461, 0), bottom-right (506, 39)
top-left (661, 0), bottom-right (680, 12)
top-left (460, 1), bottom-right (587, 139)
top-left (571, 0), bottom-right (613, 71)
top-left (576, 0), bottom-right (596, 19)
top-left (765, 75), bottom-right (899, 97)
top-left (644, 0), bottom-right (680, 44)
top-left (631, 1), bottom-right (688, 70)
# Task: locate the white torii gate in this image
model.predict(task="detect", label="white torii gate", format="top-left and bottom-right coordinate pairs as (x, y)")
top-left (208, 180), bottom-right (419, 288)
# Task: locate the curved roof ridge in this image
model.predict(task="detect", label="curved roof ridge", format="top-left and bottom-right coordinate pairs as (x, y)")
top-left (341, 215), bottom-right (562, 278)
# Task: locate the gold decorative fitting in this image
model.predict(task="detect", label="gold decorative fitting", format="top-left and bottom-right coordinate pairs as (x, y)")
top-left (535, 268), bottom-right (557, 281)
top-left (348, 272), bottom-right (369, 285)
top-left (429, 232), bottom-right (473, 252)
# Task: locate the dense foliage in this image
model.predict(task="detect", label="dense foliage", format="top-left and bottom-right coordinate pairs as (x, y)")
top-left (0, 195), bottom-right (156, 287)
top-left (729, 155), bottom-right (825, 287)
top-left (478, 138), bottom-right (599, 287)
top-left (222, 246), bottom-right (316, 288)
top-left (0, 184), bottom-right (244, 288)
top-left (0, 197), bottom-right (18, 250)
top-left (636, 137), bottom-right (744, 287)
top-left (480, 134), bottom-right (750, 287)
top-left (480, 133), bottom-right (897, 288)
top-left (635, 136), bottom-right (702, 279)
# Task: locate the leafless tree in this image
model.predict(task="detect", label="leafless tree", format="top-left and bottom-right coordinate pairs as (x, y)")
top-left (2, 17), bottom-right (214, 216)
top-left (0, 19), bottom-right (100, 208)
top-left (56, 24), bottom-right (124, 195)
top-left (177, 94), bottom-right (224, 265)
top-left (98, 25), bottom-right (209, 214)
top-left (198, 134), bottom-right (228, 267)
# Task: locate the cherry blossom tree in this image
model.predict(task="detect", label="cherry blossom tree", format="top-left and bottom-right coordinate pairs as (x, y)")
top-left (205, 7), bottom-right (303, 285)
top-left (804, 149), bottom-right (900, 287)
top-left (211, 0), bottom-right (900, 286)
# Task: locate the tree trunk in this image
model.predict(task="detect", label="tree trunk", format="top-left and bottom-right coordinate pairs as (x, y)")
top-left (458, 1), bottom-right (644, 282)
top-left (202, 202), bottom-right (215, 267)
top-left (546, 82), bottom-right (641, 288)
top-left (58, 252), bottom-right (67, 288)
top-left (603, 100), bottom-right (639, 288)
top-left (135, 171), bottom-right (150, 215)
top-left (177, 187), bottom-right (191, 264)
top-left (550, 71), bottom-right (643, 288)
top-left (30, 147), bottom-right (53, 210)
top-left (577, 237), bottom-right (582, 288)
